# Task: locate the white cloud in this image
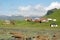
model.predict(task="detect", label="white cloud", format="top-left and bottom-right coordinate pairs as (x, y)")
top-left (1, 2), bottom-right (60, 17)
top-left (19, 5), bottom-right (32, 11)
top-left (18, 5), bottom-right (47, 16)
top-left (46, 2), bottom-right (60, 10)
top-left (35, 5), bottom-right (42, 10)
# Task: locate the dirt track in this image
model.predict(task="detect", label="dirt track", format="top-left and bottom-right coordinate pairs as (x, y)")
top-left (0, 28), bottom-right (60, 40)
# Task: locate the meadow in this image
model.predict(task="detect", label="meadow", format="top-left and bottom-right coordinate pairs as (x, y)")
top-left (0, 9), bottom-right (60, 40)
top-left (0, 20), bottom-right (60, 40)
top-left (0, 20), bottom-right (60, 30)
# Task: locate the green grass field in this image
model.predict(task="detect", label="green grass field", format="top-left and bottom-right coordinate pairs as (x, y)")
top-left (0, 20), bottom-right (60, 30)
top-left (0, 9), bottom-right (60, 39)
top-left (0, 9), bottom-right (60, 29)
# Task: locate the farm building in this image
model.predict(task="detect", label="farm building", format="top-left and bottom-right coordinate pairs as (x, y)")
top-left (48, 18), bottom-right (57, 22)
top-left (25, 17), bottom-right (32, 22)
top-left (53, 19), bottom-right (56, 21)
top-left (32, 18), bottom-right (41, 23)
top-left (34, 18), bottom-right (40, 20)
top-left (40, 18), bottom-right (48, 22)
top-left (47, 18), bottom-right (52, 21)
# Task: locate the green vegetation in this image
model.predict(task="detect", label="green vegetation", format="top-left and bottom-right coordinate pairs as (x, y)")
top-left (0, 9), bottom-right (60, 39)
top-left (0, 9), bottom-right (60, 30)
top-left (0, 20), bottom-right (59, 30)
top-left (44, 9), bottom-right (60, 28)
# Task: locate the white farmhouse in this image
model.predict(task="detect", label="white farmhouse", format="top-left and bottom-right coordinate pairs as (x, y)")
top-left (53, 19), bottom-right (56, 21)
top-left (47, 18), bottom-right (52, 21)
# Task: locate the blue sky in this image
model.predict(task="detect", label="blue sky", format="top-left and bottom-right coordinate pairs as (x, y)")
top-left (0, 0), bottom-right (60, 16)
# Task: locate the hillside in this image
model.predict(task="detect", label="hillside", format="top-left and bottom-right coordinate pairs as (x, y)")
top-left (0, 9), bottom-right (60, 30)
top-left (45, 9), bottom-right (60, 25)
top-left (0, 9), bottom-right (60, 39)
top-left (0, 15), bottom-right (41, 20)
top-left (46, 8), bottom-right (57, 15)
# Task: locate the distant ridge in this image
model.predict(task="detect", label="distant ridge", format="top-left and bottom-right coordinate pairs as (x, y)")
top-left (0, 15), bottom-right (41, 20)
top-left (45, 9), bottom-right (60, 26)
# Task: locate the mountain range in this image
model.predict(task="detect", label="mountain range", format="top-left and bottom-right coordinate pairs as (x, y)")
top-left (0, 15), bottom-right (41, 20)
top-left (0, 8), bottom-right (58, 20)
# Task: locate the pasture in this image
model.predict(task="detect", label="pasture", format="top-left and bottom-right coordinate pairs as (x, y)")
top-left (0, 20), bottom-right (60, 29)
top-left (0, 20), bottom-right (60, 40)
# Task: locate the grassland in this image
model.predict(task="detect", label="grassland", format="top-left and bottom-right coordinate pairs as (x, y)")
top-left (0, 20), bottom-right (60, 30)
top-left (0, 9), bottom-right (60, 39)
top-left (0, 9), bottom-right (60, 29)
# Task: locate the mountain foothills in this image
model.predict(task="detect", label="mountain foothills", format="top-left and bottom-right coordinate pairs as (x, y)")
top-left (45, 8), bottom-right (60, 26)
top-left (0, 15), bottom-right (41, 20)
top-left (0, 15), bottom-right (25, 20)
top-left (46, 8), bottom-right (60, 21)
top-left (0, 8), bottom-right (60, 29)
top-left (0, 8), bottom-right (60, 22)
top-left (46, 8), bottom-right (57, 15)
